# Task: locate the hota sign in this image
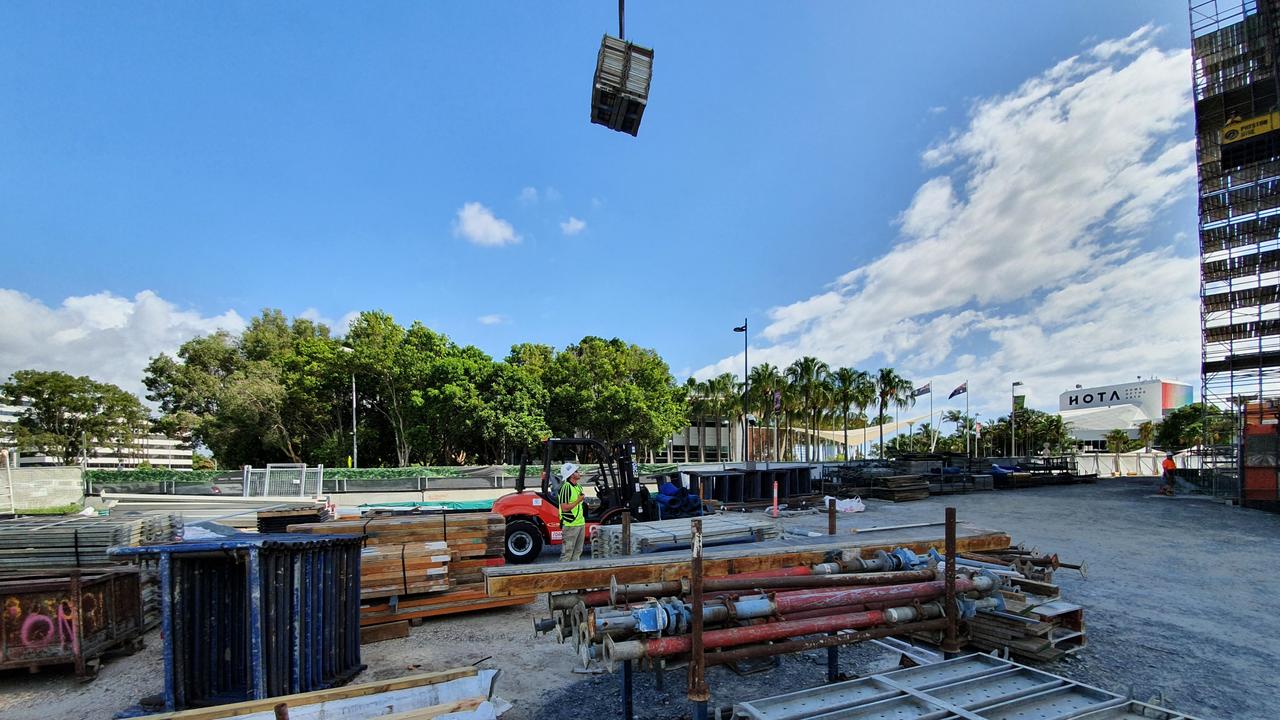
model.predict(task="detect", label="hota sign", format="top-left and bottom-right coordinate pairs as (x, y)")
top-left (1058, 380), bottom-right (1165, 416)
top-left (1064, 390), bottom-right (1121, 407)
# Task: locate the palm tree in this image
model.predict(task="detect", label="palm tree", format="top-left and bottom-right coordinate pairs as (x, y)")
top-left (850, 370), bottom-right (875, 459)
top-left (829, 367), bottom-right (861, 461)
top-left (786, 357), bottom-right (830, 462)
top-left (1137, 420), bottom-right (1155, 452)
top-left (692, 379), bottom-right (711, 462)
top-left (710, 373), bottom-right (738, 461)
top-left (1104, 428), bottom-right (1130, 476)
top-left (874, 368), bottom-right (915, 460)
top-left (748, 363), bottom-right (783, 461)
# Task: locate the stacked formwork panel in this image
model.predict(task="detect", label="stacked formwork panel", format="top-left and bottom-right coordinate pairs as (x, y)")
top-left (1191, 0), bottom-right (1280, 508)
top-left (110, 533), bottom-right (364, 712)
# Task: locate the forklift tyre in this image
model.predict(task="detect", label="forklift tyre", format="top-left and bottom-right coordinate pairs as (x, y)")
top-left (505, 520), bottom-right (544, 564)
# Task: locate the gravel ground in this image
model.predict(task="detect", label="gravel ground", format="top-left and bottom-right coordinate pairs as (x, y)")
top-left (1, 478), bottom-right (1274, 719)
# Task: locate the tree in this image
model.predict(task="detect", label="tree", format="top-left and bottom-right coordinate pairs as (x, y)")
top-left (1104, 429), bottom-right (1131, 474)
top-left (1156, 403), bottom-right (1232, 450)
top-left (748, 363), bottom-right (784, 460)
top-left (146, 311), bottom-right (347, 467)
top-left (828, 367), bottom-right (861, 461)
top-left (544, 336), bottom-right (686, 453)
top-left (874, 368), bottom-right (915, 459)
top-left (1136, 421), bottom-right (1155, 452)
top-left (786, 357), bottom-right (829, 461)
top-left (3, 370), bottom-right (151, 465)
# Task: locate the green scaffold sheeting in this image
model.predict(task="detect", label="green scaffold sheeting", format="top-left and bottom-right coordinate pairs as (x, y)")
top-left (356, 500), bottom-right (496, 511)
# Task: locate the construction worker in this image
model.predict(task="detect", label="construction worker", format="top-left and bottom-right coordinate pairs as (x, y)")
top-left (558, 462), bottom-right (587, 562)
top-left (1160, 453), bottom-right (1177, 496)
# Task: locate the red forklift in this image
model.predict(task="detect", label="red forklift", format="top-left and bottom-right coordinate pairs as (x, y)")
top-left (492, 437), bottom-right (696, 563)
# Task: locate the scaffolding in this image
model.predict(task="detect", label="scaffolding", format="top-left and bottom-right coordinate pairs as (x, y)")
top-left (1191, 0), bottom-right (1280, 508)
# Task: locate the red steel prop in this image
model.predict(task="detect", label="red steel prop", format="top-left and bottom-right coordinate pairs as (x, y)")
top-left (606, 602), bottom-right (944, 663)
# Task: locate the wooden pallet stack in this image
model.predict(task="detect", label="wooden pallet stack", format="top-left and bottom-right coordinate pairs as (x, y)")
top-left (359, 542), bottom-right (451, 599)
top-left (872, 475), bottom-right (931, 502)
top-left (288, 512), bottom-right (531, 635)
top-left (965, 590), bottom-right (1086, 662)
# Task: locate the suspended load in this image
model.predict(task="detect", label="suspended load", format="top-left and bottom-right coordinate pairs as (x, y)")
top-left (591, 34), bottom-right (653, 136)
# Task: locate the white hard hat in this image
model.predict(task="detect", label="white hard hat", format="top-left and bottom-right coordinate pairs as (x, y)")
top-left (561, 462), bottom-right (580, 480)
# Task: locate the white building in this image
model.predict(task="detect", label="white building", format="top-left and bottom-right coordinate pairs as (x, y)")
top-left (0, 402), bottom-right (193, 470)
top-left (1057, 379), bottom-right (1194, 448)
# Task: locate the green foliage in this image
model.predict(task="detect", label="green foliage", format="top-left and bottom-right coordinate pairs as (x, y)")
top-left (1155, 403), bottom-right (1232, 450)
top-left (146, 311), bottom-right (681, 467)
top-left (17, 503), bottom-right (84, 515)
top-left (545, 337), bottom-right (685, 449)
top-left (2, 370), bottom-right (151, 465)
top-left (1104, 429), bottom-right (1132, 455)
top-left (85, 468), bottom-right (225, 485)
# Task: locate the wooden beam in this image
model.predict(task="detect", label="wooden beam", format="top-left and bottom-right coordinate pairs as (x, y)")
top-left (484, 524), bottom-right (1012, 597)
top-left (380, 697), bottom-right (485, 719)
top-left (130, 668), bottom-right (479, 720)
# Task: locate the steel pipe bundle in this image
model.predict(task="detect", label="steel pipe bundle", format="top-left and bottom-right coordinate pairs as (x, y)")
top-left (604, 602), bottom-right (946, 665)
top-left (535, 543), bottom-right (1002, 673)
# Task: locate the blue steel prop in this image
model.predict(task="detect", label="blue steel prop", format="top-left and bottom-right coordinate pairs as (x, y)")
top-left (111, 534), bottom-right (365, 712)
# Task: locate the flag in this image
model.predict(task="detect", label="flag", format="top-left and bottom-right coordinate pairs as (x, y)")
top-left (773, 390), bottom-right (782, 411)
top-left (733, 323), bottom-right (747, 333)
top-left (1013, 394), bottom-right (1026, 410)
top-left (912, 382), bottom-right (931, 397)
top-left (948, 382), bottom-right (967, 399)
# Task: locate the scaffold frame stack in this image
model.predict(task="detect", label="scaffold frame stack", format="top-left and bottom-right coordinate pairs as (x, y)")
top-left (1190, 0), bottom-right (1280, 508)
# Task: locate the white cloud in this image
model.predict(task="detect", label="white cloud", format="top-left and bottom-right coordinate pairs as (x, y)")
top-left (696, 26), bottom-right (1199, 414)
top-left (0, 289), bottom-right (245, 397)
top-left (454, 202), bottom-right (521, 247)
top-left (477, 314), bottom-right (508, 326)
top-left (560, 217), bottom-right (587, 236)
top-left (298, 308), bottom-right (360, 334)
top-left (518, 187), bottom-right (539, 204)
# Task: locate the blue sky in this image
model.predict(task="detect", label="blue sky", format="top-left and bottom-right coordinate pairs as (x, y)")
top-left (1, 2), bottom-right (1201, 418)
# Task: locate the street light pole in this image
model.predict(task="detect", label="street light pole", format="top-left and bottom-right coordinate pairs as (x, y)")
top-left (341, 346), bottom-right (358, 468)
top-left (733, 319), bottom-right (749, 462)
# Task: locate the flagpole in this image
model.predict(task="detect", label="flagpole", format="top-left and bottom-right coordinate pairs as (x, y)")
top-left (929, 381), bottom-right (934, 452)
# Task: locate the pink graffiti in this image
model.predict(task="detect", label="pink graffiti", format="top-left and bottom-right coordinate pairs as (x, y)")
top-left (16, 600), bottom-right (79, 655)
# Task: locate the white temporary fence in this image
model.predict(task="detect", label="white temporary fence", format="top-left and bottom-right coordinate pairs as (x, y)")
top-left (1074, 450), bottom-right (1193, 477)
top-left (242, 463), bottom-right (324, 497)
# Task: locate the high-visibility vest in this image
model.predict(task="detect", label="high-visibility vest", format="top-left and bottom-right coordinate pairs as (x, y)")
top-left (559, 480), bottom-right (585, 526)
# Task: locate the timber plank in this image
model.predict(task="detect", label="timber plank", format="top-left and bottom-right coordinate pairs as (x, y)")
top-left (130, 667), bottom-right (478, 720)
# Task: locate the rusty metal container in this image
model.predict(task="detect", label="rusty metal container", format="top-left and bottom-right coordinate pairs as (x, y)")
top-left (0, 568), bottom-right (143, 679)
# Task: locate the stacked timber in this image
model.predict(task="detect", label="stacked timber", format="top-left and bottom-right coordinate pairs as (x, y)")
top-left (289, 512), bottom-right (531, 628)
top-left (872, 475), bottom-right (930, 502)
top-left (589, 514), bottom-right (781, 558)
top-left (359, 542), bottom-right (450, 599)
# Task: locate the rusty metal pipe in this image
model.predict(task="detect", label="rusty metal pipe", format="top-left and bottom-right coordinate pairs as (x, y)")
top-left (606, 602), bottom-right (944, 664)
top-left (705, 617), bottom-right (951, 666)
top-left (609, 565), bottom-right (828, 604)
top-left (611, 568), bottom-right (936, 604)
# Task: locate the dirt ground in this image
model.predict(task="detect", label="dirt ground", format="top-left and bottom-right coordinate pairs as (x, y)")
top-left (2, 478), bottom-right (1274, 719)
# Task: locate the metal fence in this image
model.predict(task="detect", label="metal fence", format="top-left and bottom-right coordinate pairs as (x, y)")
top-left (242, 464), bottom-right (324, 497)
